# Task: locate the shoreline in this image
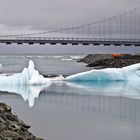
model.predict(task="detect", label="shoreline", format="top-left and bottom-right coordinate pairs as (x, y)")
top-left (78, 54), bottom-right (140, 69)
top-left (0, 101), bottom-right (43, 140)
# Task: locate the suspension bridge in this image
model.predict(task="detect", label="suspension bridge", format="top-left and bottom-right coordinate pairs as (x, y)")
top-left (0, 7), bottom-right (140, 46)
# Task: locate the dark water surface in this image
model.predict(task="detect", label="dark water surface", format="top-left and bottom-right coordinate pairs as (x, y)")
top-left (0, 55), bottom-right (140, 140)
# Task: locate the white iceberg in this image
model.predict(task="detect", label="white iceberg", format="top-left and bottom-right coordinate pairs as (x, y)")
top-left (0, 64), bottom-right (2, 73)
top-left (0, 60), bottom-right (64, 107)
top-left (70, 55), bottom-right (84, 59)
top-left (0, 60), bottom-right (140, 107)
top-left (50, 75), bottom-right (65, 81)
top-left (0, 60), bottom-right (51, 85)
top-left (65, 63), bottom-right (140, 82)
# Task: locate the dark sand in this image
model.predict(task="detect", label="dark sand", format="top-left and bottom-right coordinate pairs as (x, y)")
top-left (79, 54), bottom-right (140, 68)
top-left (0, 97), bottom-right (43, 139)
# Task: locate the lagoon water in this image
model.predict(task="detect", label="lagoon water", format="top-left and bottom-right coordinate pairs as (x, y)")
top-left (0, 55), bottom-right (88, 75)
top-left (0, 55), bottom-right (140, 140)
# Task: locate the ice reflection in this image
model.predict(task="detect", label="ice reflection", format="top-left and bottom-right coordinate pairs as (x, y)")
top-left (65, 81), bottom-right (140, 97)
top-left (0, 80), bottom-right (140, 108)
top-left (0, 84), bottom-right (50, 107)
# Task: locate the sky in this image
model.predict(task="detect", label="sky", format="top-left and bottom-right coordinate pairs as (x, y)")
top-left (0, 0), bottom-right (140, 54)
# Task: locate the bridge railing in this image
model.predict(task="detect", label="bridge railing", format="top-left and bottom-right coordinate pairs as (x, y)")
top-left (0, 36), bottom-right (140, 43)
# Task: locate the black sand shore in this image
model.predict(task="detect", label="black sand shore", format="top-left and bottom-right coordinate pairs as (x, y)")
top-left (0, 99), bottom-right (43, 140)
top-left (79, 54), bottom-right (140, 68)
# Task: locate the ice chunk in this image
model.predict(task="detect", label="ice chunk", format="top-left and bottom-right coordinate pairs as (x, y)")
top-left (50, 75), bottom-right (65, 81)
top-left (70, 55), bottom-right (84, 59)
top-left (0, 64), bottom-right (2, 73)
top-left (28, 60), bottom-right (34, 79)
top-left (65, 63), bottom-right (140, 82)
top-left (0, 60), bottom-right (51, 85)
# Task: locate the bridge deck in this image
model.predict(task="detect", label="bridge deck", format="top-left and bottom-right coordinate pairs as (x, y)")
top-left (0, 38), bottom-right (140, 46)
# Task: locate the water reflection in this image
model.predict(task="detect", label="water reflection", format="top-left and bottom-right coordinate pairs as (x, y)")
top-left (0, 84), bottom-right (49, 107)
top-left (40, 81), bottom-right (140, 125)
top-left (40, 92), bottom-right (140, 125)
top-left (0, 81), bottom-right (140, 109)
top-left (65, 81), bottom-right (140, 97)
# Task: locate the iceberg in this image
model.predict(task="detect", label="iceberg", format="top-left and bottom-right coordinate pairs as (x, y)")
top-left (0, 60), bottom-right (64, 107)
top-left (65, 63), bottom-right (140, 82)
top-left (0, 64), bottom-right (2, 73)
top-left (70, 55), bottom-right (84, 59)
top-left (0, 59), bottom-right (140, 107)
top-left (0, 60), bottom-right (51, 85)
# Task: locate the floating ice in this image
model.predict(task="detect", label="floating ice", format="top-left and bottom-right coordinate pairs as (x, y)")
top-left (50, 75), bottom-right (65, 81)
top-left (0, 60), bottom-right (65, 107)
top-left (0, 60), bottom-right (51, 85)
top-left (0, 64), bottom-right (2, 73)
top-left (62, 59), bottom-right (72, 61)
top-left (65, 63), bottom-right (140, 82)
top-left (0, 60), bottom-right (52, 107)
top-left (70, 55), bottom-right (84, 59)
top-left (53, 55), bottom-right (63, 58)
top-left (0, 60), bottom-right (140, 107)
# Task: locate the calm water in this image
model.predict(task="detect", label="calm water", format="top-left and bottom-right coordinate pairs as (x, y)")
top-left (0, 55), bottom-right (140, 140)
top-left (0, 55), bottom-right (89, 75)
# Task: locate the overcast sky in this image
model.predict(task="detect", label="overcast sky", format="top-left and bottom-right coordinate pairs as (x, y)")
top-left (0, 0), bottom-right (140, 31)
top-left (0, 0), bottom-right (140, 54)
